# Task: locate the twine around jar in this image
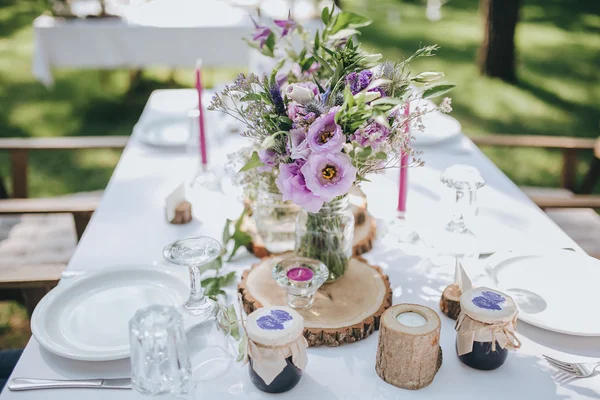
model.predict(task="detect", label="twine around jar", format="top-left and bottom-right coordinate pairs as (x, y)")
top-left (455, 312), bottom-right (521, 356)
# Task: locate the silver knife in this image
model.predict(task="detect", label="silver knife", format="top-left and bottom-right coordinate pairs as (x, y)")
top-left (8, 377), bottom-right (132, 391)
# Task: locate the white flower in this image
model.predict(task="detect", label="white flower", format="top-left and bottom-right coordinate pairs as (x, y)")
top-left (439, 97), bottom-right (452, 113)
top-left (285, 83), bottom-right (314, 103)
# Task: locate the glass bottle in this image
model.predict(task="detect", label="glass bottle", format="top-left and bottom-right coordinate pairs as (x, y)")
top-left (245, 307), bottom-right (308, 394)
top-left (253, 185), bottom-right (301, 254)
top-left (455, 287), bottom-right (520, 371)
top-left (295, 195), bottom-right (354, 282)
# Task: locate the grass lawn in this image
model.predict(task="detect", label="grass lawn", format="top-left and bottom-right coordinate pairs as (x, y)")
top-left (0, 0), bottom-right (598, 349)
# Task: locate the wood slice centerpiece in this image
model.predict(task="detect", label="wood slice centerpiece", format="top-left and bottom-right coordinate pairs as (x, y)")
top-left (376, 304), bottom-right (442, 390)
top-left (238, 254), bottom-right (392, 347)
top-left (440, 283), bottom-right (462, 320)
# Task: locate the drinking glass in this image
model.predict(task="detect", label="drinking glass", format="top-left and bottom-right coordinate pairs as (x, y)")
top-left (130, 305), bottom-right (191, 396)
top-left (429, 164), bottom-right (485, 260)
top-left (163, 236), bottom-right (232, 381)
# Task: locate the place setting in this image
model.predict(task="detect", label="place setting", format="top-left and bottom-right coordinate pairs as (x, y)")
top-left (4, 3), bottom-right (600, 400)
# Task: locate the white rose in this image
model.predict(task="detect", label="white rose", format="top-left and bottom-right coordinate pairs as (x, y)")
top-left (286, 84), bottom-right (314, 103)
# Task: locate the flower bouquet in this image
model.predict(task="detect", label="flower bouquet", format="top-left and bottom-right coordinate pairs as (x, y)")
top-left (210, 6), bottom-right (453, 281)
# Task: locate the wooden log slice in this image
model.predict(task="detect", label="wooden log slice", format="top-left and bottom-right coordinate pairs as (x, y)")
top-left (440, 283), bottom-right (462, 320)
top-left (238, 254), bottom-right (392, 347)
top-left (376, 304), bottom-right (442, 390)
top-left (242, 213), bottom-right (377, 259)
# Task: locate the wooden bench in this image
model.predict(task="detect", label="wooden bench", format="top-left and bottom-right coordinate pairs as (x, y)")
top-left (471, 134), bottom-right (600, 258)
top-left (0, 136), bottom-right (128, 314)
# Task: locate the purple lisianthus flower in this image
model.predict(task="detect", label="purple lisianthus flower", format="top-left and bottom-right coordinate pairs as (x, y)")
top-left (252, 22), bottom-right (272, 48)
top-left (287, 101), bottom-right (304, 120)
top-left (274, 16), bottom-right (297, 37)
top-left (258, 148), bottom-right (277, 172)
top-left (350, 121), bottom-right (391, 149)
top-left (306, 107), bottom-right (344, 153)
top-left (301, 152), bottom-right (357, 202)
top-left (276, 159), bottom-right (324, 213)
top-left (289, 127), bottom-right (311, 160)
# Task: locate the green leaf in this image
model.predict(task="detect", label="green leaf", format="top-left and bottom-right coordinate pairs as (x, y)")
top-left (222, 219), bottom-right (232, 248)
top-left (329, 11), bottom-right (371, 34)
top-left (227, 305), bottom-right (240, 340)
top-left (228, 230), bottom-right (252, 261)
top-left (240, 93), bottom-right (262, 102)
top-left (264, 32), bottom-right (276, 56)
top-left (357, 146), bottom-right (372, 159)
top-left (321, 6), bottom-right (330, 24)
top-left (356, 175), bottom-right (371, 183)
top-left (239, 151), bottom-right (264, 173)
top-left (311, 51), bottom-right (334, 75)
top-left (199, 256), bottom-right (222, 274)
top-left (375, 151), bottom-right (388, 160)
top-left (236, 335), bottom-right (248, 362)
top-left (313, 30), bottom-right (320, 51)
top-left (422, 84), bottom-right (456, 99)
top-left (219, 271), bottom-right (237, 287)
top-left (370, 97), bottom-right (405, 107)
top-left (301, 56), bottom-right (316, 71)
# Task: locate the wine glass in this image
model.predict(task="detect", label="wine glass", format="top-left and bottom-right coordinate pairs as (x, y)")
top-left (428, 164), bottom-right (485, 261)
top-left (163, 236), bottom-right (232, 381)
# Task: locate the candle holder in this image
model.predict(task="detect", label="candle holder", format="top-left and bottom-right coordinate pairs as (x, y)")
top-left (272, 257), bottom-right (328, 309)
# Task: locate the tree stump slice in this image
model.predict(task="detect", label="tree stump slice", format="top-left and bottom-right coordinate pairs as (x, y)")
top-left (440, 283), bottom-right (462, 320)
top-left (242, 213), bottom-right (377, 259)
top-left (238, 254), bottom-right (392, 347)
top-left (375, 304), bottom-right (442, 390)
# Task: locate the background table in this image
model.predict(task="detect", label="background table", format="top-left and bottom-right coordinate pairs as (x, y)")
top-left (3, 90), bottom-right (599, 399)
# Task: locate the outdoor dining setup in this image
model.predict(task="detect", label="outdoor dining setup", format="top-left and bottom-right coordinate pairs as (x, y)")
top-left (2, 3), bottom-right (600, 400)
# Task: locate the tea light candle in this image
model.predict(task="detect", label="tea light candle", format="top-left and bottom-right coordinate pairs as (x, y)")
top-left (287, 267), bottom-right (314, 282)
top-left (396, 311), bottom-right (427, 327)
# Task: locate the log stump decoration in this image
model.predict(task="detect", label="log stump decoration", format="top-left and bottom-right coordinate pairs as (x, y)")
top-left (238, 254), bottom-right (393, 347)
top-left (376, 304), bottom-right (442, 390)
top-left (440, 283), bottom-right (462, 320)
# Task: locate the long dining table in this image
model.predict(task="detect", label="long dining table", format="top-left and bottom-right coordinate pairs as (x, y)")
top-left (3, 89), bottom-right (599, 400)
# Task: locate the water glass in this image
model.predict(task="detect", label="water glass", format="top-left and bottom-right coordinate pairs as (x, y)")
top-left (130, 305), bottom-right (192, 396)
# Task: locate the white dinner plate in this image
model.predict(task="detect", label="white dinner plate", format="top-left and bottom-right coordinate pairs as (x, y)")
top-left (486, 249), bottom-right (600, 336)
top-left (412, 112), bottom-right (462, 146)
top-left (135, 117), bottom-right (192, 148)
top-left (31, 264), bottom-right (188, 361)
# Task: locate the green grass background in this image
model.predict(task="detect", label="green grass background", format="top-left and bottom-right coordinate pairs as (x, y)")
top-left (0, 0), bottom-right (598, 348)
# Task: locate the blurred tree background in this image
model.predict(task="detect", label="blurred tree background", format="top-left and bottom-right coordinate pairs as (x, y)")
top-left (0, 0), bottom-right (598, 348)
top-left (0, 0), bottom-right (598, 198)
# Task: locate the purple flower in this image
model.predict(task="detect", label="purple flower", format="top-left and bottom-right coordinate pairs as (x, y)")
top-left (350, 121), bottom-right (390, 149)
top-left (252, 22), bottom-right (272, 48)
top-left (269, 83), bottom-right (286, 116)
top-left (301, 152), bottom-right (357, 202)
top-left (276, 159), bottom-right (324, 212)
top-left (306, 107), bottom-right (344, 153)
top-left (258, 148), bottom-right (277, 172)
top-left (287, 101), bottom-right (304, 120)
top-left (274, 16), bottom-right (297, 37)
top-left (345, 70), bottom-right (373, 94)
top-left (289, 127), bottom-right (311, 160)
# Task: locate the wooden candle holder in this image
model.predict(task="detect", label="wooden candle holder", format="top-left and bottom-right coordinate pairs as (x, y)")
top-left (376, 304), bottom-right (442, 390)
top-left (440, 283), bottom-right (462, 320)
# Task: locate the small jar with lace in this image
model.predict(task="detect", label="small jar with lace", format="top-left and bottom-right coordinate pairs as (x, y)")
top-left (455, 287), bottom-right (521, 370)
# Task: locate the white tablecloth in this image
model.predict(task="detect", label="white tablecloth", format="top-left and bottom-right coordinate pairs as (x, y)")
top-left (33, 0), bottom-right (254, 87)
top-left (3, 90), bottom-right (599, 400)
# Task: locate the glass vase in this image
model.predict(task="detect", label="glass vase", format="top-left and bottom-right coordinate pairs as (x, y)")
top-left (295, 195), bottom-right (354, 282)
top-left (253, 188), bottom-right (301, 254)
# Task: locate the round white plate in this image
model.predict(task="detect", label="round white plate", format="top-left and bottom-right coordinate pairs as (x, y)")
top-left (135, 117), bottom-right (191, 148)
top-left (31, 264), bottom-right (188, 361)
top-left (412, 112), bottom-right (462, 146)
top-left (486, 250), bottom-right (600, 336)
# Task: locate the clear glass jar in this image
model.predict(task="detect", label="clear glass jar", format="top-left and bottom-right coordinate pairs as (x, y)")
top-left (253, 187), bottom-right (300, 254)
top-left (295, 195), bottom-right (355, 282)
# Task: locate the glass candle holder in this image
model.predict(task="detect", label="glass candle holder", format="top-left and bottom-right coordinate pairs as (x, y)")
top-left (272, 257), bottom-right (328, 309)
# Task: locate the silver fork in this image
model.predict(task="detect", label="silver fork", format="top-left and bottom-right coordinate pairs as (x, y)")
top-left (543, 355), bottom-right (600, 378)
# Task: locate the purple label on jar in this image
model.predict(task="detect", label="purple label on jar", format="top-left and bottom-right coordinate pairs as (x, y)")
top-left (256, 310), bottom-right (293, 331)
top-left (472, 291), bottom-right (506, 311)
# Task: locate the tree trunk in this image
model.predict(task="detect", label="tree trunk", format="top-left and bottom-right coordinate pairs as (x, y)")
top-left (478, 0), bottom-right (520, 82)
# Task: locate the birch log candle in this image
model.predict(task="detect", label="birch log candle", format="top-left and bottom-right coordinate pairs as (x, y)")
top-left (376, 304), bottom-right (442, 390)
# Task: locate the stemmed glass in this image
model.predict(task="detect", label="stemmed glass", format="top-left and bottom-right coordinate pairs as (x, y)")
top-left (428, 164), bottom-right (486, 260)
top-left (163, 236), bottom-right (232, 381)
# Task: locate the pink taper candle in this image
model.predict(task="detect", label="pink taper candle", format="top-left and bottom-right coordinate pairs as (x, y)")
top-left (397, 102), bottom-right (410, 213)
top-left (195, 59), bottom-right (208, 166)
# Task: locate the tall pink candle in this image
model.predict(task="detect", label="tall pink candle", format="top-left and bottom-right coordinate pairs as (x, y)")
top-left (397, 103), bottom-right (410, 213)
top-left (195, 59), bottom-right (208, 166)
